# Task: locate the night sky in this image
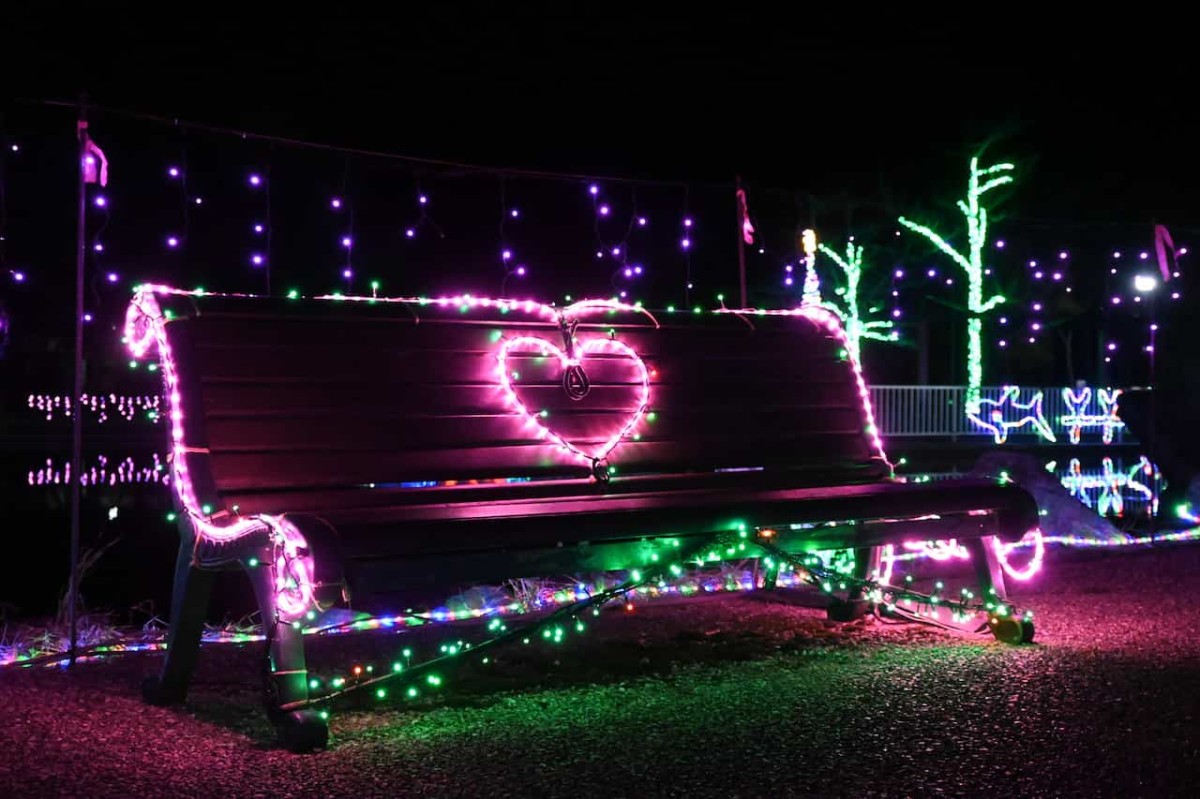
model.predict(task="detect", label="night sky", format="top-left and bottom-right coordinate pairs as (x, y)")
top-left (9, 10), bottom-right (1199, 221)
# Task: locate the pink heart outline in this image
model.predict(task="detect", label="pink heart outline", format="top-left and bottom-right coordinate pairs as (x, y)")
top-left (497, 335), bottom-right (651, 466)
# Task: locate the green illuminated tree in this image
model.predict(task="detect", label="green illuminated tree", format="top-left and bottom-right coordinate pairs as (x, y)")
top-left (816, 240), bottom-right (896, 364)
top-left (898, 157), bottom-right (1011, 409)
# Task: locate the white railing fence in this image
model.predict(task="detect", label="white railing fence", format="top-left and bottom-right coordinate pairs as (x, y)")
top-left (869, 385), bottom-right (1127, 443)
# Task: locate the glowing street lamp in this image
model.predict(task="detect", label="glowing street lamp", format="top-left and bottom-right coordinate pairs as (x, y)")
top-left (1134, 274), bottom-right (1159, 293)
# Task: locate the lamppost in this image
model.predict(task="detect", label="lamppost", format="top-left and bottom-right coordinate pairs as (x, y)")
top-left (1134, 273), bottom-right (1159, 504)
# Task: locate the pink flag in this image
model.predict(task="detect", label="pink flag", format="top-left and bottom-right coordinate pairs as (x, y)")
top-left (737, 188), bottom-right (755, 244)
top-left (1155, 224), bottom-right (1175, 282)
top-left (79, 121), bottom-right (108, 187)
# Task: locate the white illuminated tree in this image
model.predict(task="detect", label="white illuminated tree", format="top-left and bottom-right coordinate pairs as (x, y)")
top-left (898, 157), bottom-right (1011, 410)
top-left (816, 240), bottom-right (896, 364)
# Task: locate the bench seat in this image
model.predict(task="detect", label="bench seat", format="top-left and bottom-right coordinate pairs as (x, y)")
top-left (125, 286), bottom-right (1038, 751)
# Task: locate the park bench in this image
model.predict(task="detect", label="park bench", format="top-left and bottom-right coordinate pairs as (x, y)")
top-left (125, 285), bottom-right (1039, 752)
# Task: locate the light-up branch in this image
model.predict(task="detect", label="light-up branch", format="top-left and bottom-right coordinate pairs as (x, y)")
top-left (816, 240), bottom-right (897, 364)
top-left (898, 157), bottom-right (1012, 410)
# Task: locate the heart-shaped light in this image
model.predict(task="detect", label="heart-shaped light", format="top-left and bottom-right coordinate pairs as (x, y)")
top-left (497, 335), bottom-right (650, 467)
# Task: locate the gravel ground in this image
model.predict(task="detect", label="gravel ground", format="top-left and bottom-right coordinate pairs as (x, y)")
top-left (2, 544), bottom-right (1199, 798)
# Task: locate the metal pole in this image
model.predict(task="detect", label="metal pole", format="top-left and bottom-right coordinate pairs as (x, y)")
top-left (735, 176), bottom-right (747, 308)
top-left (68, 99), bottom-right (88, 666)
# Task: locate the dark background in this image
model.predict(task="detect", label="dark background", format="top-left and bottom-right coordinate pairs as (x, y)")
top-left (1, 8), bottom-right (1197, 617)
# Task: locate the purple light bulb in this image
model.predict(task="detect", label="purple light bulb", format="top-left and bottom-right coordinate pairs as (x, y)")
top-left (784, 277), bottom-right (794, 286)
top-left (683, 217), bottom-right (693, 228)
top-left (634, 265), bottom-right (643, 275)
top-left (248, 174), bottom-right (262, 187)
top-left (1112, 251), bottom-right (1122, 258)
top-left (13, 271), bottom-right (26, 282)
top-left (93, 243), bottom-right (104, 253)
top-left (1028, 260), bottom-right (1037, 268)
top-left (331, 197), bottom-right (343, 210)
top-left (891, 308), bottom-right (901, 318)
top-left (681, 238), bottom-right (691, 250)
top-left (253, 223), bottom-right (265, 234)
top-left (405, 228), bottom-right (415, 238)
top-left (106, 272), bottom-right (118, 283)
top-left (637, 217), bottom-right (647, 227)
top-left (502, 249), bottom-right (512, 261)
top-left (83, 313), bottom-right (94, 323)
top-left (342, 268), bottom-right (353, 279)
top-left (1139, 251), bottom-right (1149, 260)
top-left (1059, 251), bottom-right (1068, 260)
top-left (341, 236), bottom-right (353, 248)
top-left (510, 208), bottom-right (519, 218)
top-left (599, 204), bottom-right (610, 216)
top-left (419, 194), bottom-right (428, 205)
top-left (1052, 272), bottom-right (1063, 281)
top-left (926, 268), bottom-right (936, 278)
top-left (611, 247), bottom-right (621, 256)
top-left (1107, 342), bottom-right (1117, 351)
top-left (1032, 302), bottom-right (1042, 311)
top-left (999, 340), bottom-right (1007, 348)
top-left (167, 236), bottom-right (179, 248)
top-left (996, 240), bottom-right (1005, 248)
top-left (588, 184), bottom-right (599, 196)
top-left (624, 268), bottom-right (633, 278)
top-left (516, 266), bottom-right (527, 276)
top-left (252, 254), bottom-right (264, 266)
top-left (93, 195), bottom-right (107, 208)
top-left (194, 197), bottom-right (203, 206)
top-left (168, 166), bottom-right (180, 178)
top-left (894, 268), bottom-right (904, 278)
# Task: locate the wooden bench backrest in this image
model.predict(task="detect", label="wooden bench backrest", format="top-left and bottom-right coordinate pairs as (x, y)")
top-left (144, 291), bottom-right (890, 516)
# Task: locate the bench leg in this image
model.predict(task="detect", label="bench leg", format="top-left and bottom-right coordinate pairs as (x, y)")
top-left (967, 536), bottom-right (1034, 644)
top-left (964, 536), bottom-right (1008, 603)
top-left (143, 530), bottom-right (213, 706)
top-left (245, 550), bottom-right (328, 752)
top-left (826, 546), bottom-right (881, 622)
top-left (759, 558), bottom-right (780, 591)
